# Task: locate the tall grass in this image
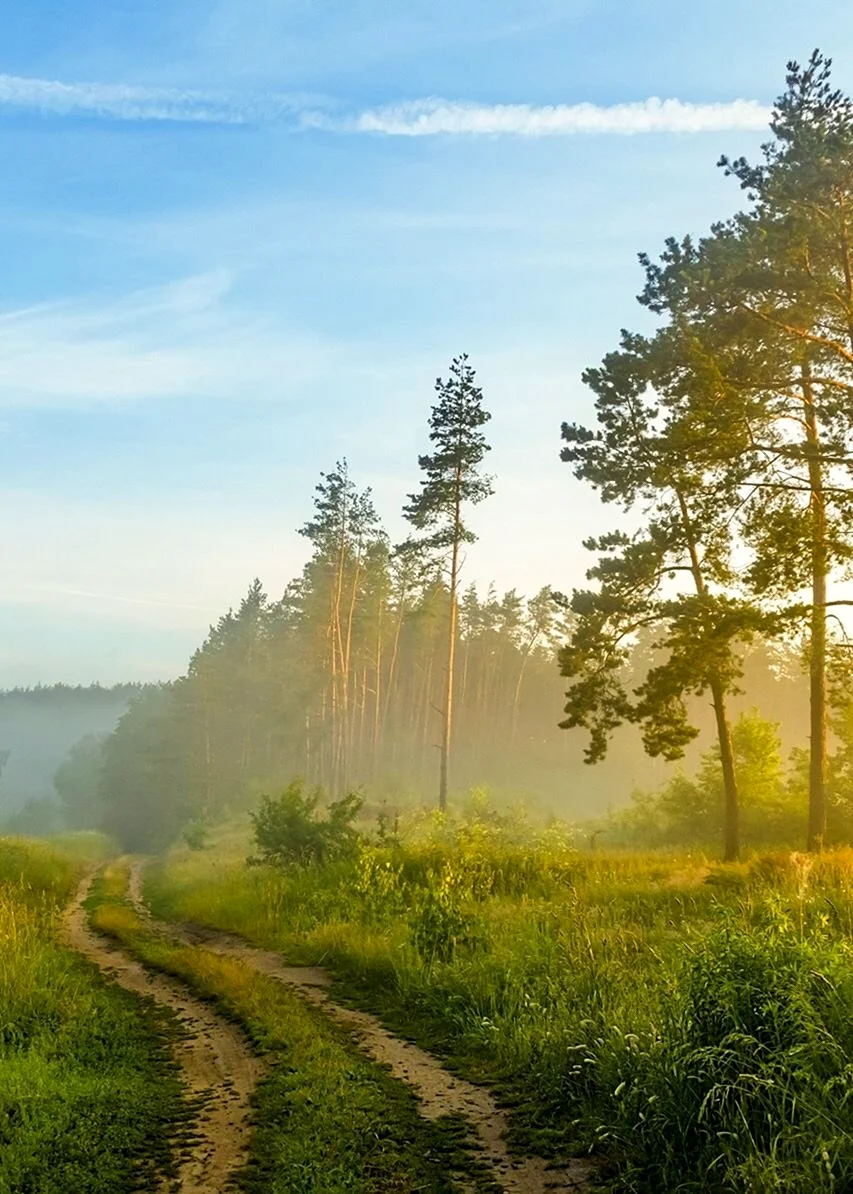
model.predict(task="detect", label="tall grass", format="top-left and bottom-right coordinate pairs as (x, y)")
top-left (0, 836), bottom-right (183, 1194)
top-left (148, 827), bottom-right (853, 1192)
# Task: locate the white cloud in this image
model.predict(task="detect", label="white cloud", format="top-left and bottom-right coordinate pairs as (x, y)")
top-left (344, 96), bottom-right (771, 137)
top-left (0, 71), bottom-right (770, 136)
top-left (0, 73), bottom-right (316, 125)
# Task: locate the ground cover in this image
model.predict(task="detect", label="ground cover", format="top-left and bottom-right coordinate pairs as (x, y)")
top-left (0, 835), bottom-right (184, 1194)
top-left (146, 819), bottom-right (853, 1192)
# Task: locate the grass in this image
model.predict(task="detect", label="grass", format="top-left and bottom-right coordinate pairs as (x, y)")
top-left (145, 820), bottom-right (853, 1192)
top-left (90, 860), bottom-right (496, 1193)
top-left (0, 836), bottom-right (185, 1194)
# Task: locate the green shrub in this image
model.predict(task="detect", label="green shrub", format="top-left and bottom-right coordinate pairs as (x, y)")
top-left (250, 780), bottom-right (363, 867)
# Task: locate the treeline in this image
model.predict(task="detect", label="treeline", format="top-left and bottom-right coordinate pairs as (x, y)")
top-left (560, 53), bottom-right (853, 858)
top-left (93, 573), bottom-right (809, 853)
top-left (98, 526), bottom-right (581, 850)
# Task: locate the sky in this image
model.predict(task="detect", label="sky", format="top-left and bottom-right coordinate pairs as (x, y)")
top-left (1, 1), bottom-right (852, 686)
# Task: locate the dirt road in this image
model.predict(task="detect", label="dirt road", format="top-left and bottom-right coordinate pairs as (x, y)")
top-left (62, 874), bottom-right (262, 1193)
top-left (128, 863), bottom-right (595, 1194)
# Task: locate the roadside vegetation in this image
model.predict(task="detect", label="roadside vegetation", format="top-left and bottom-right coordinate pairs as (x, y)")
top-left (145, 803), bottom-right (853, 1194)
top-left (0, 835), bottom-right (184, 1194)
top-left (91, 859), bottom-right (493, 1194)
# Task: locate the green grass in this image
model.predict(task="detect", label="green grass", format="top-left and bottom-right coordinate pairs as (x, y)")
top-left (91, 861), bottom-right (495, 1193)
top-left (146, 827), bottom-right (853, 1192)
top-left (0, 837), bottom-right (186, 1194)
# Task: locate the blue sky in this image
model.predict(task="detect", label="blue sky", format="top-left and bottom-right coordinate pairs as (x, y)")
top-left (1, 1), bottom-right (852, 685)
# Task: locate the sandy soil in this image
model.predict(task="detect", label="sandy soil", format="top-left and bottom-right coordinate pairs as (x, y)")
top-left (129, 863), bottom-right (595, 1193)
top-left (62, 874), bottom-right (262, 1194)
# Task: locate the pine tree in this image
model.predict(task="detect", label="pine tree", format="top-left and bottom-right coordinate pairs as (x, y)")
top-left (561, 323), bottom-right (773, 861)
top-left (299, 461), bottom-right (384, 791)
top-left (403, 355), bottom-right (493, 810)
top-left (640, 52), bottom-right (853, 850)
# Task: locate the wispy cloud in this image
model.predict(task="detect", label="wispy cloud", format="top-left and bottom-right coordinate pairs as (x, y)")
top-left (341, 97), bottom-right (772, 136)
top-left (0, 271), bottom-right (443, 413)
top-left (0, 272), bottom-right (343, 408)
top-left (0, 71), bottom-right (770, 135)
top-left (0, 73), bottom-right (309, 125)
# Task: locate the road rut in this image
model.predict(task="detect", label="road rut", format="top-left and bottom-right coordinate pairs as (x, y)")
top-left (62, 874), bottom-right (262, 1193)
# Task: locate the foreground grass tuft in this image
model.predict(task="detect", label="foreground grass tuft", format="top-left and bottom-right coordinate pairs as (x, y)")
top-left (0, 837), bottom-right (185, 1194)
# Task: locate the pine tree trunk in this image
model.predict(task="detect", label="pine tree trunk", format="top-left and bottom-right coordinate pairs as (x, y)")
top-left (803, 365), bottom-right (828, 851)
top-left (710, 678), bottom-right (740, 862)
top-left (440, 476), bottom-right (463, 812)
top-left (440, 568), bottom-right (458, 812)
top-left (340, 543), bottom-right (364, 792)
top-left (676, 490), bottom-right (741, 860)
top-left (373, 597), bottom-right (383, 777)
top-left (358, 664), bottom-right (368, 777)
top-left (383, 586), bottom-right (407, 761)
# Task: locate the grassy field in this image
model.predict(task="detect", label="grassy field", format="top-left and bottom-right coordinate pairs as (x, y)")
top-left (0, 835), bottom-right (185, 1194)
top-left (145, 818), bottom-right (853, 1193)
top-left (91, 859), bottom-right (493, 1193)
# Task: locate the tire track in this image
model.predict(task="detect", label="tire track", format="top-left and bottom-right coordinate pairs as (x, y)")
top-left (62, 873), bottom-right (262, 1194)
top-left (129, 864), bottom-right (595, 1193)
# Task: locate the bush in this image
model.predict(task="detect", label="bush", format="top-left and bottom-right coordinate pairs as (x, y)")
top-left (250, 780), bottom-right (363, 867)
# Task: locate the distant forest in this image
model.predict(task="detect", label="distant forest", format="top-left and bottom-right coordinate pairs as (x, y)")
top-left (0, 684), bottom-right (152, 833)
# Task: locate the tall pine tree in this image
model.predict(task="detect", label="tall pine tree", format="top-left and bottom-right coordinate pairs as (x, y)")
top-left (403, 355), bottom-right (493, 810)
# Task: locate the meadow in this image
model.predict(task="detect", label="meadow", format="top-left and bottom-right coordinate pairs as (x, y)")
top-left (0, 834), bottom-right (185, 1194)
top-left (145, 811), bottom-right (853, 1194)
